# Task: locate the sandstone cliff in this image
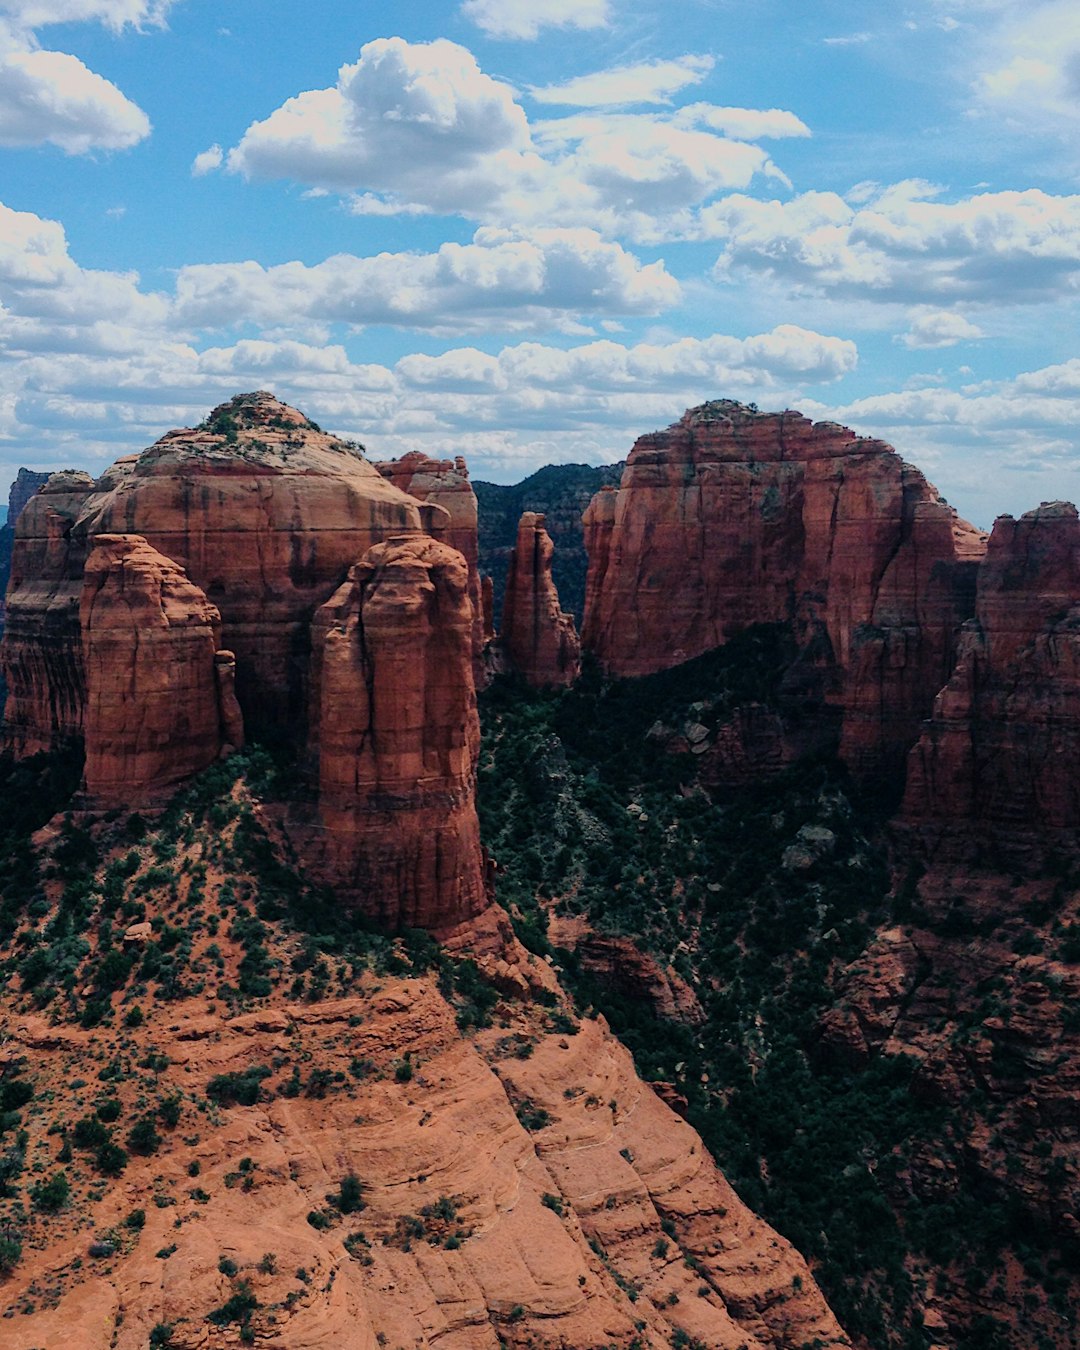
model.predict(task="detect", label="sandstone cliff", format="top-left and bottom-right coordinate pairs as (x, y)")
top-left (501, 512), bottom-right (581, 688)
top-left (303, 533), bottom-right (488, 931)
top-left (80, 534), bottom-right (236, 806)
top-left (7, 466), bottom-right (51, 526)
top-left (581, 401), bottom-right (986, 779)
top-left (901, 501), bottom-right (1080, 853)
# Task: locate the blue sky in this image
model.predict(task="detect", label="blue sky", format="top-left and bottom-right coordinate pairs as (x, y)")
top-left (0, 0), bottom-right (1078, 525)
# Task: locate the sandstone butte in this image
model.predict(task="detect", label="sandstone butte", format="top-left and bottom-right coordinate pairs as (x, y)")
top-left (901, 500), bottom-right (1080, 852)
top-left (0, 392), bottom-right (492, 933)
top-left (581, 400), bottom-right (988, 780)
top-left (501, 511), bottom-right (581, 688)
top-left (374, 450), bottom-right (486, 682)
top-left (1, 392), bottom-right (434, 758)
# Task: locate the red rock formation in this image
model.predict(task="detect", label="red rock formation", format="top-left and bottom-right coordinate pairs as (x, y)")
top-left (375, 451), bottom-right (485, 678)
top-left (582, 402), bottom-right (985, 776)
top-left (1, 393), bottom-right (430, 753)
top-left (502, 512), bottom-right (581, 688)
top-left (901, 502), bottom-right (1080, 846)
top-left (81, 534), bottom-right (234, 805)
top-left (6, 467), bottom-right (51, 526)
top-left (304, 532), bottom-right (488, 930)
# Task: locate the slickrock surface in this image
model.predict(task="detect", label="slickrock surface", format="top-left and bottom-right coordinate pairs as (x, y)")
top-left (581, 402), bottom-right (986, 777)
top-left (0, 982), bottom-right (846, 1350)
top-left (1, 393), bottom-right (428, 752)
top-left (501, 513), bottom-right (581, 689)
top-left (305, 533), bottom-right (488, 930)
top-left (375, 451), bottom-right (486, 679)
top-left (81, 535), bottom-right (234, 806)
top-left (902, 502), bottom-right (1080, 850)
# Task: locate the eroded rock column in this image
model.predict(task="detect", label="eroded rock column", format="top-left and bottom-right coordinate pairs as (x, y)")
top-left (81, 534), bottom-right (230, 805)
top-left (307, 533), bottom-right (487, 930)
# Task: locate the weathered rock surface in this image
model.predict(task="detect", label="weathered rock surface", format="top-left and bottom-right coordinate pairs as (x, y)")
top-left (303, 532), bottom-right (488, 930)
top-left (901, 502), bottom-right (1080, 852)
top-left (80, 534), bottom-right (235, 805)
top-left (582, 402), bottom-right (985, 779)
top-left (376, 451), bottom-right (486, 678)
top-left (501, 512), bottom-right (581, 688)
top-left (1, 393), bottom-right (429, 753)
top-left (0, 974), bottom-right (847, 1350)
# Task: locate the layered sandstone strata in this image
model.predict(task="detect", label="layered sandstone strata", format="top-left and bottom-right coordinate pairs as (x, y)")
top-left (582, 401), bottom-right (985, 776)
top-left (375, 451), bottom-right (485, 675)
top-left (902, 502), bottom-right (1080, 844)
top-left (1, 393), bottom-right (430, 753)
top-left (81, 534), bottom-right (237, 805)
top-left (502, 511), bottom-right (581, 688)
top-left (305, 533), bottom-right (487, 930)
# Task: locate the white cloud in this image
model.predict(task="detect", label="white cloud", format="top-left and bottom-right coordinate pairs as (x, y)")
top-left (0, 0), bottom-right (173, 31)
top-left (0, 45), bottom-right (149, 151)
top-left (529, 55), bottom-right (714, 107)
top-left (899, 308), bottom-right (984, 348)
top-left (191, 142), bottom-right (222, 175)
top-left (460, 0), bottom-right (609, 41)
top-left (970, 1), bottom-right (1080, 132)
top-left (173, 227), bottom-right (681, 334)
top-left (707, 185), bottom-right (1080, 304)
top-left (225, 36), bottom-right (786, 241)
top-left (822, 32), bottom-right (872, 46)
top-left (674, 103), bottom-right (810, 140)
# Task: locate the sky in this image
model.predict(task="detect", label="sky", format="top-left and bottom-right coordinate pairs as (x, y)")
top-left (0, 0), bottom-right (1078, 526)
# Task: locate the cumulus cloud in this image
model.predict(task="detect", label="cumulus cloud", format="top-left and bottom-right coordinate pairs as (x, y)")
top-left (707, 185), bottom-right (1080, 304)
top-left (191, 142), bottom-right (222, 175)
top-left (173, 227), bottom-right (681, 333)
top-left (899, 308), bottom-right (985, 348)
top-left (529, 55), bottom-right (715, 107)
top-left (460, 0), bottom-right (609, 41)
top-left (0, 46), bottom-right (149, 151)
top-left (225, 36), bottom-right (787, 241)
top-left (0, 0), bottom-right (164, 153)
